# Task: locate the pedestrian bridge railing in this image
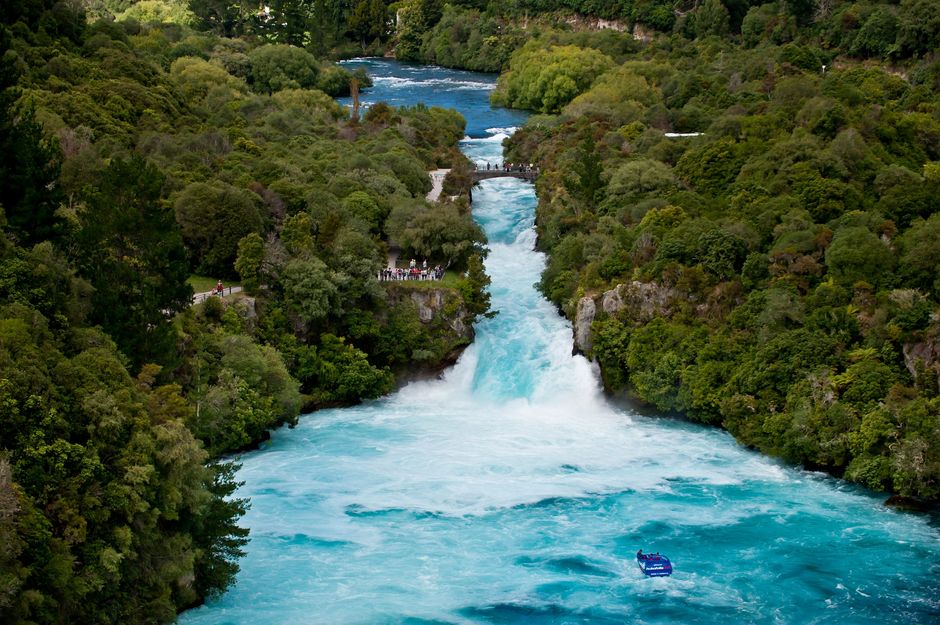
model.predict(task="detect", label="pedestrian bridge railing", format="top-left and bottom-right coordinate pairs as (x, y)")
top-left (470, 167), bottom-right (538, 183)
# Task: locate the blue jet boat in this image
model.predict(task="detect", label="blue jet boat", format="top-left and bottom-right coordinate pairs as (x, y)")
top-left (637, 550), bottom-right (672, 577)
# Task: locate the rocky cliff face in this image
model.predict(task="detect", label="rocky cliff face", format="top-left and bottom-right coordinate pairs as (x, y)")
top-left (573, 296), bottom-right (596, 354)
top-left (903, 321), bottom-right (940, 390)
top-left (572, 281), bottom-right (678, 355)
top-left (404, 287), bottom-right (473, 341)
top-left (563, 15), bottom-right (629, 32)
top-left (384, 284), bottom-right (476, 375)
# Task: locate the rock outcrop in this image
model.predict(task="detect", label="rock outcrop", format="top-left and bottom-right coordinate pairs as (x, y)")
top-left (632, 24), bottom-right (656, 41)
top-left (384, 284), bottom-right (476, 376)
top-left (573, 296), bottom-right (596, 354)
top-left (602, 281), bottom-right (677, 320)
top-left (405, 288), bottom-right (472, 341)
top-left (572, 281), bottom-right (678, 355)
top-left (563, 15), bottom-right (629, 32)
top-left (902, 323), bottom-right (940, 389)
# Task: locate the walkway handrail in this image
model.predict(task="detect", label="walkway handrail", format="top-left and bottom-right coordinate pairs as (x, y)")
top-left (469, 165), bottom-right (539, 183)
top-left (192, 286), bottom-right (241, 304)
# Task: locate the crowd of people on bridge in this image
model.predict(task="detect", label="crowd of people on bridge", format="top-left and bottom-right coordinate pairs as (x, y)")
top-left (477, 162), bottom-right (539, 173)
top-left (378, 258), bottom-right (445, 282)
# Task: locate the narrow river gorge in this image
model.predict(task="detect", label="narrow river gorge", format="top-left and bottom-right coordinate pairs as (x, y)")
top-left (179, 60), bottom-right (939, 625)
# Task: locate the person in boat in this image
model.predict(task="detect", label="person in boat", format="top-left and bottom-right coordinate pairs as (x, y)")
top-left (637, 549), bottom-right (646, 560)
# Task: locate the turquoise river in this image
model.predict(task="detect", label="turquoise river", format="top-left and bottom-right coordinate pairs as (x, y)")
top-left (179, 60), bottom-right (940, 625)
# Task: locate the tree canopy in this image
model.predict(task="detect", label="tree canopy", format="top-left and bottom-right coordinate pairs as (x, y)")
top-left (497, 7), bottom-right (940, 501)
top-left (0, 7), bottom-right (490, 622)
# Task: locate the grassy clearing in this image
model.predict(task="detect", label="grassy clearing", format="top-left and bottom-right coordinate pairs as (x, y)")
top-left (188, 275), bottom-right (240, 293)
top-left (385, 270), bottom-right (464, 290)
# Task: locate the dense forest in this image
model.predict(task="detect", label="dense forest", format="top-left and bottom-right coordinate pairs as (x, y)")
top-left (0, 1), bottom-right (491, 622)
top-left (2, 0), bottom-right (939, 621)
top-left (483, 3), bottom-right (940, 503)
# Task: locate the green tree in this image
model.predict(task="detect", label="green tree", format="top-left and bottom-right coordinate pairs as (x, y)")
top-left (192, 368), bottom-right (277, 454)
top-left (187, 461), bottom-right (249, 599)
top-left (491, 43), bottom-right (614, 113)
top-left (458, 252), bottom-right (493, 320)
top-left (348, 0), bottom-right (389, 47)
top-left (565, 135), bottom-right (604, 209)
top-left (697, 228), bottom-right (748, 280)
top-left (898, 214), bottom-right (940, 296)
top-left (897, 0), bottom-right (940, 56)
top-left (219, 334), bottom-right (302, 423)
top-left (419, 0), bottom-right (444, 27)
top-left (265, 0), bottom-right (314, 45)
top-left (188, 0), bottom-right (251, 36)
top-left (342, 190), bottom-right (384, 232)
top-left (235, 232), bottom-right (265, 292)
top-left (170, 56), bottom-right (248, 104)
top-left (0, 310), bottom-right (247, 621)
top-left (0, 28), bottom-right (62, 246)
top-left (280, 257), bottom-right (339, 326)
top-left (75, 156), bottom-right (192, 369)
top-left (313, 333), bottom-right (393, 403)
top-left (248, 44), bottom-right (320, 94)
top-left (563, 67), bottom-right (656, 126)
top-left (741, 3), bottom-right (782, 47)
top-left (387, 201), bottom-right (485, 268)
top-left (174, 181), bottom-right (264, 278)
top-left (694, 0), bottom-right (731, 38)
top-left (851, 7), bottom-right (899, 58)
top-left (606, 158), bottom-right (678, 202)
top-left (281, 211), bottom-right (315, 254)
top-left (675, 138), bottom-right (745, 198)
top-left (824, 226), bottom-right (894, 288)
top-left (394, 0), bottom-right (425, 61)
top-left (0, 454), bottom-right (27, 615)
top-left (782, 0), bottom-right (815, 25)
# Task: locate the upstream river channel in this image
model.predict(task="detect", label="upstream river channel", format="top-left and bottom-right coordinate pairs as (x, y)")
top-left (179, 60), bottom-right (940, 625)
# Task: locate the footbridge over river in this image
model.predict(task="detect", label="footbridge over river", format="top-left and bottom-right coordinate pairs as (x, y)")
top-left (427, 167), bottom-right (539, 204)
top-left (467, 168), bottom-right (538, 205)
top-left (471, 169), bottom-right (538, 183)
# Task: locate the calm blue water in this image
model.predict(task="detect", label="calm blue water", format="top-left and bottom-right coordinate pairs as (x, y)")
top-left (337, 58), bottom-right (529, 138)
top-left (180, 60), bottom-right (940, 625)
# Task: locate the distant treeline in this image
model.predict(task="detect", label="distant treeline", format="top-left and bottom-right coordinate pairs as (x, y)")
top-left (405, 0), bottom-right (939, 71)
top-left (47, 1), bottom-right (938, 69)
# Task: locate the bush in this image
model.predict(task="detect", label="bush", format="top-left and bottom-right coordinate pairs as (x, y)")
top-left (248, 44), bottom-right (319, 94)
top-left (824, 226), bottom-right (894, 288)
top-left (312, 334), bottom-right (393, 403)
top-left (851, 7), bottom-right (899, 58)
top-left (491, 43), bottom-right (615, 113)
